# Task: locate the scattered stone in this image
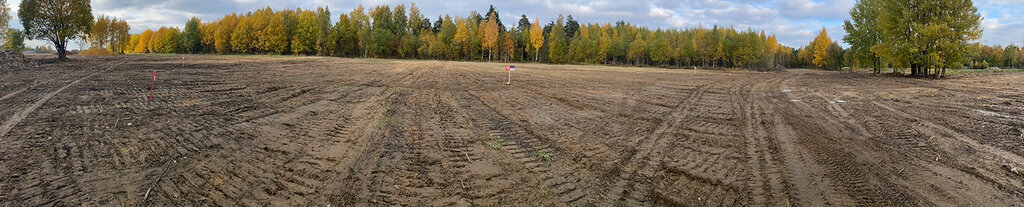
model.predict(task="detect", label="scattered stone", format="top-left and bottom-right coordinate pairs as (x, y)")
top-left (1011, 167), bottom-right (1024, 176)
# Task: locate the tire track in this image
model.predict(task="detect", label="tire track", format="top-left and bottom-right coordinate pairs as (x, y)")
top-left (0, 71), bottom-right (78, 102)
top-left (0, 61), bottom-right (123, 139)
top-left (777, 74), bottom-right (918, 206)
top-left (598, 83), bottom-right (709, 205)
top-left (872, 101), bottom-right (1024, 166)
top-left (741, 75), bottom-right (791, 206)
top-left (461, 89), bottom-right (593, 205)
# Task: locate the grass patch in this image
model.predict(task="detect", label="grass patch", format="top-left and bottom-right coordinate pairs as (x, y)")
top-left (483, 133), bottom-right (508, 150)
top-left (946, 69), bottom-right (1024, 74)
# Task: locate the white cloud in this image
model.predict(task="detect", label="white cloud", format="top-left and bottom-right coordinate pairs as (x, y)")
top-left (774, 0), bottom-right (854, 20)
top-left (982, 18), bottom-right (1002, 29)
top-left (649, 6), bottom-right (673, 18)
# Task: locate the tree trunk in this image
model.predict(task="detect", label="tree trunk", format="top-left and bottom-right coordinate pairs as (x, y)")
top-left (56, 41), bottom-right (68, 60)
top-left (914, 64), bottom-right (918, 76)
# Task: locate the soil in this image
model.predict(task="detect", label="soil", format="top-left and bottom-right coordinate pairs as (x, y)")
top-left (2, 54), bottom-right (1023, 206)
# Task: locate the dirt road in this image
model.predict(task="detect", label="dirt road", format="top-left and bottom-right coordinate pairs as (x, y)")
top-left (1, 55), bottom-right (1022, 206)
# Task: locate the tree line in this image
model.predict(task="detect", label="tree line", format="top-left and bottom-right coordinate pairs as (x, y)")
top-left (969, 44), bottom-right (1024, 69)
top-left (126, 3), bottom-right (802, 69)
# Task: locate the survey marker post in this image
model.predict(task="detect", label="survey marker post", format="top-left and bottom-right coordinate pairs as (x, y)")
top-left (506, 65), bottom-right (515, 85)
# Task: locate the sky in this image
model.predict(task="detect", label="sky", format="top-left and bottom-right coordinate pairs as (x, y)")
top-left (6, 0), bottom-right (1024, 50)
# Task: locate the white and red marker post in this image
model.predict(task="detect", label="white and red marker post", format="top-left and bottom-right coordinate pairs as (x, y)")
top-left (505, 65), bottom-right (515, 85)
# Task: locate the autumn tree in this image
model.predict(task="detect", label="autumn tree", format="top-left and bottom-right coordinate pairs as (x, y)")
top-left (453, 17), bottom-right (472, 60)
top-left (292, 9), bottom-right (319, 55)
top-left (88, 16), bottom-right (110, 49)
top-left (482, 12), bottom-right (499, 61)
top-left (256, 8), bottom-right (288, 54)
top-left (231, 15), bottom-right (253, 53)
top-left (199, 21), bottom-right (217, 53)
top-left (597, 23), bottom-right (612, 63)
top-left (811, 27), bottom-right (831, 69)
top-left (876, 0), bottom-right (982, 77)
top-left (20, 0), bottom-right (93, 59)
top-left (502, 27), bottom-right (516, 61)
top-left (127, 33), bottom-right (139, 52)
top-left (529, 18), bottom-right (544, 62)
top-left (133, 29), bottom-right (153, 53)
top-left (215, 13), bottom-right (238, 53)
top-left (628, 32), bottom-right (646, 65)
top-left (109, 19), bottom-right (130, 53)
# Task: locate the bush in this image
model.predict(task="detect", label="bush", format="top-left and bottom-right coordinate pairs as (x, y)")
top-left (78, 46), bottom-right (116, 55)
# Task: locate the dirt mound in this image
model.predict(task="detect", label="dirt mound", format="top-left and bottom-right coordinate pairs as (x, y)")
top-left (0, 50), bottom-right (35, 70)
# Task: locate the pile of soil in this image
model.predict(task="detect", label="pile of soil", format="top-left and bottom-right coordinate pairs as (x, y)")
top-left (0, 50), bottom-right (34, 70)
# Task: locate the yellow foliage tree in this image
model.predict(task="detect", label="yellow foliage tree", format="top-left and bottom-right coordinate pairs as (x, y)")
top-left (529, 18), bottom-right (543, 62)
top-left (215, 13), bottom-right (238, 53)
top-left (812, 27), bottom-right (831, 68)
top-left (482, 12), bottom-right (499, 61)
top-left (133, 29), bottom-right (153, 53)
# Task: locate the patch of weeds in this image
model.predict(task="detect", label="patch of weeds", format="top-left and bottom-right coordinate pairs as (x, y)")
top-left (378, 96), bottom-right (399, 128)
top-left (486, 141), bottom-right (501, 150)
top-left (540, 187), bottom-right (556, 198)
top-left (947, 69), bottom-right (1024, 74)
top-left (539, 152), bottom-right (554, 162)
top-left (483, 133), bottom-right (508, 150)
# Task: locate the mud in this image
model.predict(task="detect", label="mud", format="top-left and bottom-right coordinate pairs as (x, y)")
top-left (1, 54), bottom-right (1023, 206)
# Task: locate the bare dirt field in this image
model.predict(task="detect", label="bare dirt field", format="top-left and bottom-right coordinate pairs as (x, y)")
top-left (2, 54), bottom-right (1023, 206)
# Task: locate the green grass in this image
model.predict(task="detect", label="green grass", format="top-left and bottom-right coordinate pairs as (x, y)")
top-left (946, 68), bottom-right (1024, 74)
top-left (483, 133), bottom-right (508, 150)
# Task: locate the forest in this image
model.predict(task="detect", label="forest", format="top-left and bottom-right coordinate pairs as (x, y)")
top-left (123, 4), bottom-right (803, 70)
top-left (5, 0), bottom-right (1015, 73)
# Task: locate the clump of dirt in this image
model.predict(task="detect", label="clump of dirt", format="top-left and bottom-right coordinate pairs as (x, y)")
top-left (0, 50), bottom-right (35, 70)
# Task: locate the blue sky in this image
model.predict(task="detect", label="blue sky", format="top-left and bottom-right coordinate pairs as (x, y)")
top-left (6, 0), bottom-right (1024, 50)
